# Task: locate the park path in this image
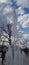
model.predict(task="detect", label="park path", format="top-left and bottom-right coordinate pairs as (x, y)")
top-left (0, 44), bottom-right (29, 65)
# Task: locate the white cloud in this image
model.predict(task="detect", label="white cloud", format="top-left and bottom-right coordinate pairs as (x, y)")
top-left (0, 4), bottom-right (13, 24)
top-left (18, 14), bottom-right (29, 28)
top-left (3, 6), bottom-right (10, 15)
top-left (3, 9), bottom-right (8, 15)
top-left (17, 6), bottom-right (29, 28)
top-left (16, 0), bottom-right (29, 8)
top-left (0, 0), bottom-right (29, 8)
top-left (0, 0), bottom-right (7, 3)
top-left (3, 5), bottom-right (13, 15)
top-left (22, 17), bottom-right (29, 28)
top-left (18, 15), bottom-right (24, 24)
top-left (18, 30), bottom-right (24, 33)
top-left (23, 34), bottom-right (29, 39)
top-left (16, 6), bottom-right (25, 15)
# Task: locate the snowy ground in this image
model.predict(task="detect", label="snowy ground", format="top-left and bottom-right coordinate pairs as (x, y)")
top-left (0, 44), bottom-right (29, 65)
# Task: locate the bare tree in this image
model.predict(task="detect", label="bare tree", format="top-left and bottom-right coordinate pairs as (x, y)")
top-left (0, 23), bottom-right (12, 65)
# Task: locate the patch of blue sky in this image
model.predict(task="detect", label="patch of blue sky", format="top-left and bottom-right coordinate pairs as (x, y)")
top-left (24, 8), bottom-right (29, 14)
top-left (21, 27), bottom-right (29, 34)
top-left (10, 1), bottom-right (20, 9)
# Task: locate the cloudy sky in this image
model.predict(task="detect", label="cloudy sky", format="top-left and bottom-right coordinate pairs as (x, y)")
top-left (0, 0), bottom-right (29, 40)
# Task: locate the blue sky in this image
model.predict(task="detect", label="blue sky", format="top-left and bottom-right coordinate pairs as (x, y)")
top-left (0, 0), bottom-right (29, 39)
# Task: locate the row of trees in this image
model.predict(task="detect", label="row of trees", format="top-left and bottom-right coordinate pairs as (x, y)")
top-left (0, 23), bottom-right (12, 65)
top-left (0, 23), bottom-right (12, 45)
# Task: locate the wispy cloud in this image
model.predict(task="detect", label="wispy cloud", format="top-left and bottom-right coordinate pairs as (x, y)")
top-left (16, 6), bottom-right (25, 15)
top-left (0, 0), bottom-right (7, 3)
top-left (18, 30), bottom-right (24, 33)
top-left (23, 34), bottom-right (29, 39)
top-left (0, 0), bottom-right (29, 8)
top-left (0, 3), bottom-right (13, 24)
top-left (18, 14), bottom-right (29, 28)
top-left (22, 17), bottom-right (29, 28)
top-left (16, 0), bottom-right (29, 8)
top-left (3, 6), bottom-right (10, 15)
